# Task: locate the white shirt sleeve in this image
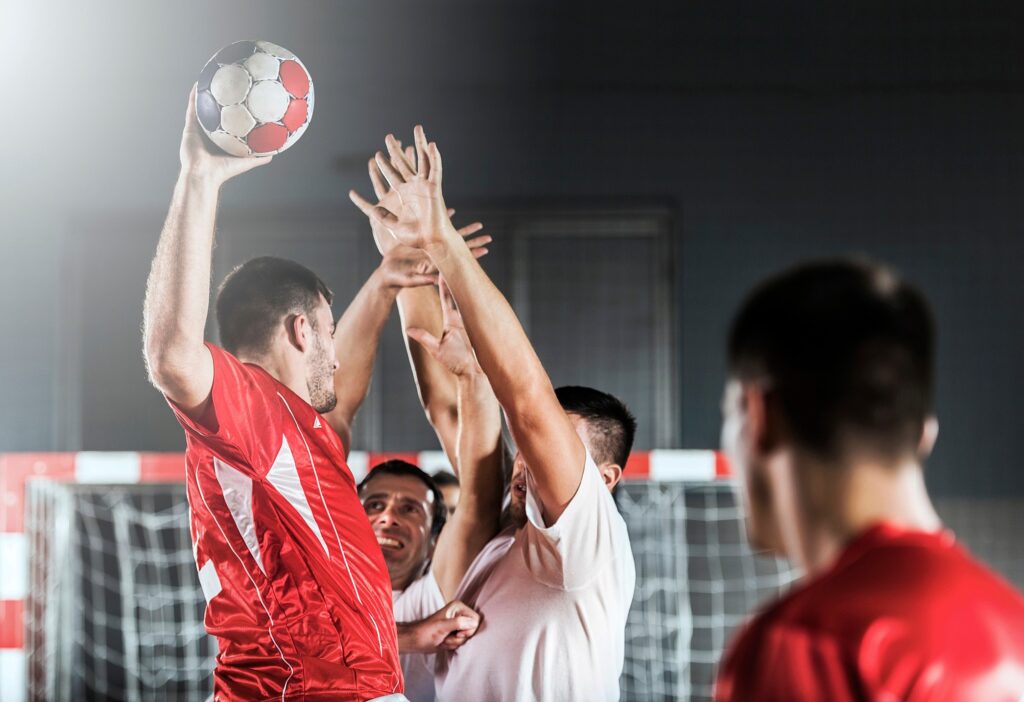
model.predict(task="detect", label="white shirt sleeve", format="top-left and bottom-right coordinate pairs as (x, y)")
top-left (392, 570), bottom-right (446, 623)
top-left (521, 449), bottom-right (631, 591)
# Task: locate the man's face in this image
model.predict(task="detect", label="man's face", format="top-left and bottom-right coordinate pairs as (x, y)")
top-left (508, 413), bottom-right (599, 527)
top-left (439, 484), bottom-right (460, 519)
top-left (361, 473), bottom-right (436, 589)
top-left (306, 296), bottom-right (338, 414)
top-left (721, 378), bottom-right (774, 552)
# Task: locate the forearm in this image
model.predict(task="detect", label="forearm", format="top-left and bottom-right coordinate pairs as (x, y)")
top-left (429, 371), bottom-right (503, 598)
top-left (396, 622), bottom-right (424, 654)
top-left (142, 172), bottom-right (220, 396)
top-left (426, 229), bottom-right (585, 521)
top-left (328, 267), bottom-right (398, 427)
top-left (396, 287), bottom-right (459, 458)
top-left (426, 230), bottom-right (552, 422)
top-left (454, 371), bottom-right (504, 514)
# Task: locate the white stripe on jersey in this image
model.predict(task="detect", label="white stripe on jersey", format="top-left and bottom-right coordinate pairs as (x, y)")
top-left (266, 434), bottom-right (331, 556)
top-left (277, 393), bottom-right (386, 658)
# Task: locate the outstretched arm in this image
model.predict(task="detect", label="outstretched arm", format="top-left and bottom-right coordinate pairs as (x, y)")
top-left (322, 246), bottom-right (439, 453)
top-left (406, 279), bottom-right (504, 599)
top-left (350, 129), bottom-right (586, 526)
top-left (143, 86), bottom-right (270, 418)
top-left (358, 153), bottom-right (490, 460)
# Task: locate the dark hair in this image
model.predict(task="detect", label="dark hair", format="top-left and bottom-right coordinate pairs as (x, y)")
top-left (215, 257), bottom-right (334, 356)
top-left (431, 471), bottom-right (459, 488)
top-left (727, 258), bottom-right (935, 463)
top-left (358, 460), bottom-right (447, 537)
top-left (554, 386), bottom-right (637, 468)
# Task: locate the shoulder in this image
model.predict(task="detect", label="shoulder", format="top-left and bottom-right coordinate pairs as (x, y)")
top-left (206, 343), bottom-right (271, 388)
top-left (524, 450), bottom-right (627, 536)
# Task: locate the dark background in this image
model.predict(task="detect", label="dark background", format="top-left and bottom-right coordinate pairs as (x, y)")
top-left (1, 0), bottom-right (1022, 497)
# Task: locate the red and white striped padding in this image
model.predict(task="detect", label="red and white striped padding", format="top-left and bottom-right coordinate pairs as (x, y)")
top-left (0, 449), bottom-right (730, 700)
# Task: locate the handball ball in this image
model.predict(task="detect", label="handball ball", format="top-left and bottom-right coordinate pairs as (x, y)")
top-left (195, 40), bottom-right (314, 157)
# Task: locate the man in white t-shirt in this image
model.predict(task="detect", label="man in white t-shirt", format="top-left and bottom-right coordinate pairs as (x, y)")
top-left (358, 461), bottom-right (482, 701)
top-left (351, 127), bottom-right (638, 701)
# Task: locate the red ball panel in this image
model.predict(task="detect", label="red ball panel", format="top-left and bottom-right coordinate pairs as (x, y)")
top-left (247, 123), bottom-right (288, 153)
top-left (279, 60), bottom-right (310, 98)
top-left (282, 99), bottom-right (308, 133)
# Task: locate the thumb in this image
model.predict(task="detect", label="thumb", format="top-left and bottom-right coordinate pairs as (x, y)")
top-left (449, 615), bottom-right (479, 633)
top-left (406, 327), bottom-right (441, 357)
top-left (233, 154), bottom-right (273, 173)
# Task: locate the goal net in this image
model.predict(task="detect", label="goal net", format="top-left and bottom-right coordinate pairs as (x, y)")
top-left (21, 476), bottom-right (798, 702)
top-left (617, 481), bottom-right (800, 702)
top-left (25, 481), bottom-right (214, 702)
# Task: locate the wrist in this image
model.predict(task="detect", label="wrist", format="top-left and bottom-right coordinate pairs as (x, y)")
top-left (456, 365), bottom-right (489, 386)
top-left (178, 167), bottom-right (224, 192)
top-left (396, 622), bottom-right (430, 654)
top-left (370, 266), bottom-right (402, 297)
top-left (423, 223), bottom-right (464, 263)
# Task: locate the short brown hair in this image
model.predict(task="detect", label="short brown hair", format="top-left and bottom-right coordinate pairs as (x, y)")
top-left (215, 257), bottom-right (333, 356)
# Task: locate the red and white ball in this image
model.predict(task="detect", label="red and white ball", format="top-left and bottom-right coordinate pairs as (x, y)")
top-left (196, 40), bottom-right (314, 157)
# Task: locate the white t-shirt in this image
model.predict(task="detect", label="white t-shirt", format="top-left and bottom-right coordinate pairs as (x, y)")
top-left (434, 451), bottom-right (636, 702)
top-left (393, 570), bottom-right (446, 702)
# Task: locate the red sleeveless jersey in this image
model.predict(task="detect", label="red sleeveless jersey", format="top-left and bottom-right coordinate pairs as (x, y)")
top-left (170, 344), bottom-right (401, 701)
top-left (716, 522), bottom-right (1024, 702)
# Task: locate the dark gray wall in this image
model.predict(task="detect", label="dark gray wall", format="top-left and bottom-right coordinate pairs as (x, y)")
top-left (2, 1), bottom-right (1023, 497)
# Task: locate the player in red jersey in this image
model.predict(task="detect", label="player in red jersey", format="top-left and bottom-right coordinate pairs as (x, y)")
top-left (715, 259), bottom-right (1024, 701)
top-left (141, 87), bottom-right (447, 702)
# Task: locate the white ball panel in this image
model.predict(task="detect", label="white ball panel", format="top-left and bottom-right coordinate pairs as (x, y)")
top-left (244, 52), bottom-right (280, 81)
top-left (210, 64), bottom-right (251, 105)
top-left (256, 40), bottom-right (296, 59)
top-left (247, 81), bottom-right (290, 123)
top-left (220, 104), bottom-right (257, 137)
top-left (209, 130), bottom-right (251, 157)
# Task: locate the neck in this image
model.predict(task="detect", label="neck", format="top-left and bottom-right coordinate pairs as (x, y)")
top-left (392, 568), bottom-right (420, 592)
top-left (238, 349), bottom-right (311, 405)
top-left (772, 452), bottom-right (941, 575)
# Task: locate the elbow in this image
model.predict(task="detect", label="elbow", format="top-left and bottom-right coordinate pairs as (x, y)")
top-left (144, 353), bottom-right (181, 394)
top-left (425, 401), bottom-right (459, 432)
top-left (143, 341), bottom-right (194, 394)
top-left (502, 369), bottom-right (554, 425)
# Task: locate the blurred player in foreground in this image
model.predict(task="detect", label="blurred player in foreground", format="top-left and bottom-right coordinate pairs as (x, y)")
top-left (715, 259), bottom-right (1024, 701)
top-left (351, 127), bottom-right (638, 701)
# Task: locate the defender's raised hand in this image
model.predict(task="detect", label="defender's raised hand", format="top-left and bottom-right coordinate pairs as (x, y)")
top-left (350, 126), bottom-right (457, 250)
top-left (405, 277), bottom-right (482, 379)
top-left (363, 151), bottom-right (490, 258)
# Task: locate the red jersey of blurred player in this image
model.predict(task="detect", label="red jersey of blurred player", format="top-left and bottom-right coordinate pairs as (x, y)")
top-left (716, 523), bottom-right (1024, 700)
top-left (716, 260), bottom-right (1024, 701)
top-left (172, 344), bottom-right (401, 700)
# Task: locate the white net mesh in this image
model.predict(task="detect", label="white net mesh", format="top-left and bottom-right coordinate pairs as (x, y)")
top-left (617, 481), bottom-right (800, 702)
top-left (25, 482), bottom-right (215, 702)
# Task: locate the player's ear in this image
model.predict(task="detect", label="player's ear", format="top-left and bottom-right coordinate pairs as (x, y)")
top-left (286, 313), bottom-right (311, 353)
top-left (742, 382), bottom-right (780, 458)
top-left (918, 415), bottom-right (939, 458)
top-left (599, 462), bottom-right (623, 491)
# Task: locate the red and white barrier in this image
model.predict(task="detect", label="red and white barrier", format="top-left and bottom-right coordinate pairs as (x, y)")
top-left (0, 449), bottom-right (731, 701)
